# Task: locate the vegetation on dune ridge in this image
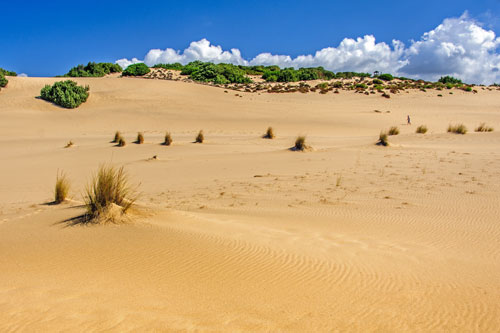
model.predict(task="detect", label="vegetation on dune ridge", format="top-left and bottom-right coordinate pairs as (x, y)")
top-left (63, 62), bottom-right (122, 77)
top-left (0, 67), bottom-right (16, 89)
top-left (123, 63), bottom-right (150, 76)
top-left (40, 80), bottom-right (89, 108)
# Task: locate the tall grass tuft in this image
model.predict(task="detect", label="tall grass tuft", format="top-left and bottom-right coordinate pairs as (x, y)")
top-left (136, 132), bottom-right (144, 144)
top-left (118, 137), bottom-right (126, 147)
top-left (388, 126), bottom-right (400, 136)
top-left (447, 124), bottom-right (467, 134)
top-left (263, 126), bottom-right (275, 139)
top-left (377, 132), bottom-right (389, 146)
top-left (54, 171), bottom-right (70, 204)
top-left (475, 123), bottom-right (494, 132)
top-left (83, 165), bottom-right (137, 222)
top-left (416, 125), bottom-right (428, 134)
top-left (164, 132), bottom-right (172, 146)
top-left (195, 130), bottom-right (204, 143)
top-left (294, 136), bottom-right (307, 151)
top-left (112, 131), bottom-right (121, 143)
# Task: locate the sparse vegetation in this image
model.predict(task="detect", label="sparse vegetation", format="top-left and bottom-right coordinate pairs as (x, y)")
top-left (63, 62), bottom-right (122, 77)
top-left (377, 132), bottom-right (389, 146)
top-left (438, 76), bottom-right (462, 85)
top-left (0, 73), bottom-right (8, 88)
top-left (388, 126), bottom-right (400, 136)
top-left (65, 140), bottom-right (74, 148)
top-left (447, 124), bottom-right (467, 134)
top-left (54, 172), bottom-right (70, 204)
top-left (475, 123), bottom-right (494, 132)
top-left (118, 137), bottom-right (126, 146)
top-left (40, 80), bottom-right (89, 108)
top-left (112, 131), bottom-right (121, 143)
top-left (195, 130), bottom-right (204, 143)
top-left (136, 132), bottom-right (144, 144)
top-left (263, 127), bottom-right (275, 139)
top-left (122, 63), bottom-right (150, 76)
top-left (416, 125), bottom-right (428, 134)
top-left (83, 165), bottom-right (137, 222)
top-left (294, 136), bottom-right (307, 151)
top-left (164, 132), bottom-right (172, 145)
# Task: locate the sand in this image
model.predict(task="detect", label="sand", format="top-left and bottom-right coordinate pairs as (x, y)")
top-left (0, 76), bottom-right (499, 331)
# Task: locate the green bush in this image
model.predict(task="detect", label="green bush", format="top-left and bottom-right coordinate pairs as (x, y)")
top-left (40, 80), bottom-right (89, 108)
top-left (438, 76), bottom-right (462, 84)
top-left (0, 68), bottom-right (17, 76)
top-left (122, 63), bottom-right (150, 76)
top-left (377, 73), bottom-right (394, 81)
top-left (0, 73), bottom-right (8, 88)
top-left (372, 79), bottom-right (383, 85)
top-left (64, 62), bottom-right (122, 77)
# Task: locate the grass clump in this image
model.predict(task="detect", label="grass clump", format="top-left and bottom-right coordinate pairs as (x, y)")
top-left (195, 130), bottom-right (204, 143)
top-left (112, 131), bottom-right (121, 143)
top-left (164, 132), bottom-right (173, 145)
top-left (447, 124), bottom-right (467, 134)
top-left (136, 132), bottom-right (144, 144)
top-left (54, 172), bottom-right (70, 204)
top-left (263, 126), bottom-right (275, 139)
top-left (83, 165), bottom-right (137, 222)
top-left (40, 80), bottom-right (89, 108)
top-left (118, 137), bottom-right (126, 147)
top-left (416, 125), bottom-right (428, 134)
top-left (65, 140), bottom-right (74, 148)
top-left (475, 123), bottom-right (494, 132)
top-left (377, 132), bottom-right (389, 146)
top-left (388, 126), bottom-right (400, 136)
top-left (293, 136), bottom-right (307, 151)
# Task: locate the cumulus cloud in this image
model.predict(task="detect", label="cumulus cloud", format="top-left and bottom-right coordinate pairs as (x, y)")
top-left (116, 13), bottom-right (500, 84)
top-left (18, 73), bottom-right (28, 77)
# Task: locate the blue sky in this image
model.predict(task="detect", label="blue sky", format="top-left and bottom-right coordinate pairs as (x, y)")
top-left (1, 0), bottom-right (500, 81)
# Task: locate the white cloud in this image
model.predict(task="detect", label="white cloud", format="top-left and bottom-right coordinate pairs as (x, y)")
top-left (18, 73), bottom-right (28, 77)
top-left (116, 14), bottom-right (500, 84)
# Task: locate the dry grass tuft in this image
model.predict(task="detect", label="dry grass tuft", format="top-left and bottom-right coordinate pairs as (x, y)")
top-left (416, 125), bottom-right (428, 134)
top-left (164, 132), bottom-right (173, 145)
top-left (54, 171), bottom-right (70, 204)
top-left (83, 165), bottom-right (137, 223)
top-left (293, 136), bottom-right (307, 151)
top-left (388, 126), bottom-right (400, 136)
top-left (377, 132), bottom-right (389, 146)
top-left (112, 131), bottom-right (121, 143)
top-left (475, 123), bottom-right (494, 132)
top-left (136, 132), bottom-right (144, 144)
top-left (118, 137), bottom-right (126, 147)
top-left (263, 126), bottom-right (275, 139)
top-left (195, 130), bottom-right (204, 143)
top-left (447, 124), bottom-right (467, 134)
top-left (65, 140), bottom-right (74, 148)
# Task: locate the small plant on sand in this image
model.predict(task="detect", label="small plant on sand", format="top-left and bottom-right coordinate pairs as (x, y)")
top-left (263, 126), bottom-right (275, 139)
top-left (118, 137), bottom-right (126, 146)
top-left (83, 165), bottom-right (137, 222)
top-left (416, 125), bottom-right (428, 134)
top-left (112, 131), bottom-right (121, 143)
top-left (65, 140), bottom-right (74, 148)
top-left (54, 171), bottom-right (70, 204)
top-left (293, 136), bottom-right (307, 151)
top-left (195, 130), bottom-right (204, 143)
top-left (136, 132), bottom-right (144, 144)
top-left (388, 126), bottom-right (400, 136)
top-left (475, 123), bottom-right (494, 132)
top-left (447, 124), bottom-right (467, 134)
top-left (377, 132), bottom-right (389, 146)
top-left (40, 80), bottom-right (89, 108)
top-left (164, 132), bottom-right (173, 145)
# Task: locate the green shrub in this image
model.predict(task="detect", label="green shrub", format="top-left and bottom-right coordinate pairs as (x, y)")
top-left (378, 73), bottom-right (394, 81)
top-left (416, 125), bottom-right (428, 134)
top-left (64, 62), bottom-right (122, 77)
top-left (439, 76), bottom-right (462, 84)
top-left (447, 124), bottom-right (467, 134)
top-left (372, 79), bottom-right (383, 85)
top-left (0, 73), bottom-right (8, 88)
top-left (122, 63), bottom-right (150, 76)
top-left (0, 68), bottom-right (17, 76)
top-left (40, 80), bottom-right (89, 108)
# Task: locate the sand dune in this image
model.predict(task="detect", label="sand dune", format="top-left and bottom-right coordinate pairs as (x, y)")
top-left (1, 76), bottom-right (499, 331)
